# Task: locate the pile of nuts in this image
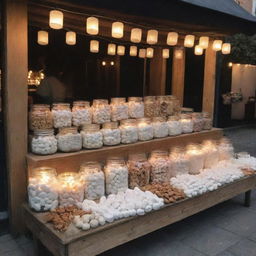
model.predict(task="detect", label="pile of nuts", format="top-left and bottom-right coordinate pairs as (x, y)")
top-left (241, 168), bottom-right (255, 176)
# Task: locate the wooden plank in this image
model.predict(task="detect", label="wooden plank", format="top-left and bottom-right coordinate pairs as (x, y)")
top-left (203, 41), bottom-right (217, 118)
top-left (2, 0), bottom-right (28, 235)
top-left (23, 175), bottom-right (256, 256)
top-left (27, 129), bottom-right (223, 174)
top-left (172, 47), bottom-right (186, 105)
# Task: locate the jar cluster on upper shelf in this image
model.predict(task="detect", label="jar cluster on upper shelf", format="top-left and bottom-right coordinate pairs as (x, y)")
top-left (29, 96), bottom-right (213, 155)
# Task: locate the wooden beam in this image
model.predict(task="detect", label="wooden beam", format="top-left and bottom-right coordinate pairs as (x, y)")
top-left (2, 0), bottom-right (28, 235)
top-left (203, 41), bottom-right (217, 118)
top-left (172, 47), bottom-right (186, 105)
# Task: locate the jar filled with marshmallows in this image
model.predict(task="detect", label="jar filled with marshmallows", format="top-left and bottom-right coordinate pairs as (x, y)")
top-left (110, 97), bottom-right (128, 121)
top-left (180, 113), bottom-right (193, 134)
top-left (167, 115), bottom-right (182, 136)
top-left (202, 140), bottom-right (219, 168)
top-left (137, 118), bottom-right (154, 141)
top-left (72, 101), bottom-right (91, 127)
top-left (52, 103), bottom-right (72, 128)
top-left (120, 119), bottom-right (138, 144)
top-left (92, 99), bottom-right (111, 124)
top-left (128, 97), bottom-right (144, 118)
top-left (217, 138), bottom-right (234, 161)
top-left (152, 117), bottom-right (169, 138)
top-left (186, 144), bottom-right (205, 174)
top-left (101, 122), bottom-right (121, 146)
top-left (81, 124), bottom-right (103, 149)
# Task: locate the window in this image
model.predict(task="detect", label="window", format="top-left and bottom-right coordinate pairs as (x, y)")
top-left (253, 0), bottom-right (256, 15)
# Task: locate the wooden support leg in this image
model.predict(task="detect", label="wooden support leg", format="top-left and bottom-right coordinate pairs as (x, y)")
top-left (33, 234), bottom-right (50, 256)
top-left (244, 190), bottom-right (251, 207)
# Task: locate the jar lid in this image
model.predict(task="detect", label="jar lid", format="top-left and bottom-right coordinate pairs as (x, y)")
top-left (120, 119), bottom-right (137, 125)
top-left (144, 96), bottom-right (156, 101)
top-left (102, 122), bottom-right (119, 129)
top-left (73, 101), bottom-right (90, 107)
top-left (52, 102), bottom-right (70, 107)
top-left (168, 115), bottom-right (179, 121)
top-left (181, 107), bottom-right (193, 113)
top-left (34, 129), bottom-right (54, 136)
top-left (111, 97), bottom-right (126, 103)
top-left (152, 116), bottom-right (166, 122)
top-left (31, 104), bottom-right (50, 110)
top-left (137, 117), bottom-right (151, 124)
top-left (58, 126), bottom-right (78, 135)
top-left (93, 99), bottom-right (108, 105)
top-left (128, 153), bottom-right (147, 161)
top-left (31, 166), bottom-right (57, 177)
top-left (58, 172), bottom-right (80, 183)
top-left (180, 113), bottom-right (191, 119)
top-left (80, 161), bottom-right (101, 173)
top-left (151, 150), bottom-right (168, 157)
top-left (192, 112), bottom-right (202, 118)
top-left (82, 123), bottom-right (100, 131)
top-left (128, 97), bottom-right (142, 102)
top-left (106, 156), bottom-right (125, 165)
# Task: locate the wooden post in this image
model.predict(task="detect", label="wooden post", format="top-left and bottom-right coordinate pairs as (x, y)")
top-left (172, 47), bottom-right (186, 105)
top-left (2, 0), bottom-right (28, 235)
top-left (203, 41), bottom-right (217, 117)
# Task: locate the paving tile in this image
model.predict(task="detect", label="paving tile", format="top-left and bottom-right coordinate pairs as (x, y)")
top-left (247, 231), bottom-right (256, 243)
top-left (227, 238), bottom-right (256, 256)
top-left (15, 235), bottom-right (31, 246)
top-left (2, 249), bottom-right (26, 256)
top-left (0, 234), bottom-right (12, 243)
top-left (216, 251), bottom-right (235, 256)
top-left (20, 242), bottom-right (34, 256)
top-left (0, 238), bottom-right (20, 254)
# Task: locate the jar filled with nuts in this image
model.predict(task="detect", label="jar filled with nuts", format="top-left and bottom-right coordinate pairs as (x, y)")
top-left (152, 117), bottom-right (169, 138)
top-left (180, 113), bottom-right (193, 134)
top-left (127, 153), bottom-right (151, 188)
top-left (72, 101), bottom-right (92, 127)
top-left (172, 97), bottom-right (181, 115)
top-left (202, 112), bottom-right (213, 130)
top-left (165, 95), bottom-right (175, 116)
top-left (81, 124), bottom-right (103, 149)
top-left (156, 96), bottom-right (171, 117)
top-left (101, 122), bottom-right (121, 146)
top-left (186, 144), bottom-right (205, 174)
top-left (120, 119), bottom-right (138, 144)
top-left (167, 115), bottom-right (182, 136)
top-left (92, 99), bottom-right (111, 124)
top-left (192, 112), bottom-right (204, 132)
top-left (79, 161), bottom-right (105, 200)
top-left (29, 104), bottom-right (53, 131)
top-left (110, 97), bottom-right (128, 121)
top-left (128, 97), bottom-right (144, 118)
top-left (137, 118), bottom-right (154, 141)
top-left (52, 103), bottom-right (72, 128)
top-left (144, 96), bottom-right (160, 117)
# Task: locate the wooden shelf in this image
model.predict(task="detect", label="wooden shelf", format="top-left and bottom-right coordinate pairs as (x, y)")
top-left (27, 128), bottom-right (223, 173)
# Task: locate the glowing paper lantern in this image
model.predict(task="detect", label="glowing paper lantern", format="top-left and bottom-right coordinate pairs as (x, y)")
top-left (49, 10), bottom-right (63, 29)
top-left (213, 40), bottom-right (223, 51)
top-left (194, 45), bottom-right (203, 55)
top-left (222, 43), bottom-right (231, 54)
top-left (66, 32), bottom-right (76, 45)
top-left (162, 49), bottom-right (170, 58)
top-left (147, 30), bottom-right (158, 44)
top-left (108, 43), bottom-right (116, 55)
top-left (130, 46), bottom-right (137, 56)
top-left (184, 35), bottom-right (195, 48)
top-left (90, 40), bottom-right (99, 53)
top-left (174, 48), bottom-right (183, 59)
top-left (199, 36), bottom-right (209, 49)
top-left (117, 45), bottom-right (125, 56)
top-left (139, 49), bottom-right (146, 58)
top-left (146, 48), bottom-right (154, 58)
top-left (112, 22), bottom-right (124, 38)
top-left (86, 17), bottom-right (99, 35)
top-left (37, 31), bottom-right (48, 45)
top-left (167, 32), bottom-right (178, 46)
top-left (130, 28), bottom-right (142, 43)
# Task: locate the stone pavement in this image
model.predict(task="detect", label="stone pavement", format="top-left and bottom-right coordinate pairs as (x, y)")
top-left (1, 126), bottom-right (256, 256)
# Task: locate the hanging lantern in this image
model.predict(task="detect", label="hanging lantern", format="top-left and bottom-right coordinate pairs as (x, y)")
top-left (147, 30), bottom-right (158, 44)
top-left (130, 46), bottom-right (137, 56)
top-left (66, 31), bottom-right (76, 45)
top-left (108, 43), bottom-right (116, 55)
top-left (86, 17), bottom-right (99, 35)
top-left (112, 22), bottom-right (124, 38)
top-left (213, 40), bottom-right (223, 51)
top-left (117, 45), bottom-right (125, 56)
top-left (167, 32), bottom-right (178, 46)
top-left (146, 48), bottom-right (154, 58)
top-left (90, 40), bottom-right (99, 53)
top-left (194, 45), bottom-right (203, 55)
top-left (199, 36), bottom-right (209, 49)
top-left (139, 49), bottom-right (146, 58)
top-left (162, 49), bottom-right (170, 59)
top-left (184, 35), bottom-right (195, 48)
top-left (222, 43), bottom-right (231, 54)
top-left (130, 28), bottom-right (142, 43)
top-left (49, 10), bottom-right (63, 29)
top-left (174, 48), bottom-right (183, 59)
top-left (37, 31), bottom-right (48, 45)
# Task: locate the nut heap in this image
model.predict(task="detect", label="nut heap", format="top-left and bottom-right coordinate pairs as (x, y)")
top-left (141, 183), bottom-right (185, 204)
top-left (241, 168), bottom-right (255, 176)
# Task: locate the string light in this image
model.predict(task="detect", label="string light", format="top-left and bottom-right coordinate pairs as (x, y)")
top-left (108, 43), bottom-right (116, 55)
top-left (139, 49), bottom-right (146, 58)
top-left (194, 45), bottom-right (203, 55)
top-left (222, 43), bottom-right (231, 55)
top-left (102, 61), bottom-right (106, 66)
top-left (66, 31), bottom-right (76, 45)
top-left (174, 48), bottom-right (183, 59)
top-left (112, 22), bottom-right (124, 38)
top-left (117, 45), bottom-right (125, 55)
top-left (184, 35), bottom-right (195, 48)
top-left (110, 61), bottom-right (115, 66)
top-left (90, 40), bottom-right (99, 53)
top-left (86, 17), bottom-right (99, 35)
top-left (147, 30), bottom-right (158, 44)
top-left (146, 48), bottom-right (154, 58)
top-left (162, 49), bottom-right (170, 58)
top-left (213, 40), bottom-right (223, 51)
top-left (199, 36), bottom-right (209, 49)
top-left (167, 32), bottom-right (178, 46)
top-left (130, 46), bottom-right (137, 56)
top-left (37, 31), bottom-right (48, 45)
top-left (49, 10), bottom-right (63, 29)
top-left (130, 28), bottom-right (142, 43)
top-left (228, 62), bottom-right (233, 67)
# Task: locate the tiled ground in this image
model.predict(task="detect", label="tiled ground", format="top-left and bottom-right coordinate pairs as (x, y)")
top-left (0, 126), bottom-right (256, 256)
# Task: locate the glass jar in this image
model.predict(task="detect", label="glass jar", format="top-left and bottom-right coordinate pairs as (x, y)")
top-left (169, 147), bottom-right (190, 176)
top-left (165, 95), bottom-right (175, 116)
top-left (56, 127), bottom-right (82, 152)
top-left (92, 99), bottom-right (111, 124)
top-left (186, 144), bottom-right (205, 174)
top-left (180, 113), bottom-right (193, 133)
top-left (101, 122), bottom-right (121, 146)
top-left (167, 116), bottom-right (182, 136)
top-left (81, 124), bottom-right (103, 149)
top-left (202, 140), bottom-right (219, 168)
top-left (79, 161), bottom-right (105, 200)
top-left (202, 112), bottom-right (213, 130)
top-left (127, 153), bottom-right (151, 188)
top-left (52, 103), bottom-right (72, 128)
top-left (72, 101), bottom-right (92, 127)
top-left (29, 104), bottom-right (53, 130)
top-left (149, 150), bottom-right (170, 184)
top-left (192, 112), bottom-right (204, 132)
top-left (128, 97), bottom-right (144, 118)
top-left (137, 118), bottom-right (154, 141)
top-left (104, 157), bottom-right (128, 194)
top-left (152, 117), bottom-right (169, 138)
top-left (144, 96), bottom-right (160, 117)
top-left (218, 138), bottom-right (234, 161)
top-left (156, 96), bottom-right (173, 117)
top-left (31, 129), bottom-right (57, 155)
top-left (120, 119), bottom-right (138, 144)
top-left (58, 172), bottom-right (84, 207)
top-left (172, 97), bottom-right (181, 115)
top-left (28, 167), bottom-right (58, 212)
top-left (110, 97), bottom-right (128, 121)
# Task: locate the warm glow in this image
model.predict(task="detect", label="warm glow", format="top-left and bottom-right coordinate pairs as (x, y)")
top-left (49, 10), bottom-right (63, 29)
top-left (117, 45), bottom-right (125, 56)
top-left (194, 45), bottom-right (203, 55)
top-left (86, 17), bottom-right (99, 35)
top-left (174, 48), bottom-right (183, 59)
top-left (66, 31), bottom-right (76, 45)
top-left (90, 40), bottom-right (99, 53)
top-left (112, 22), bottom-right (124, 38)
top-left (139, 49), bottom-right (146, 58)
top-left (37, 31), bottom-right (48, 45)
top-left (228, 62), bottom-right (233, 67)
top-left (130, 46), bottom-right (137, 56)
top-left (102, 61), bottom-right (106, 66)
top-left (110, 61), bottom-right (115, 66)
top-left (199, 36), bottom-right (209, 49)
top-left (162, 49), bottom-right (170, 58)
top-left (130, 28), bottom-right (142, 43)
top-left (184, 35), bottom-right (195, 48)
top-left (147, 30), bottom-right (158, 44)
top-left (146, 48), bottom-right (154, 58)
top-left (213, 40), bottom-right (223, 51)
top-left (167, 32), bottom-right (178, 46)
top-left (222, 43), bottom-right (231, 54)
top-left (108, 43), bottom-right (116, 55)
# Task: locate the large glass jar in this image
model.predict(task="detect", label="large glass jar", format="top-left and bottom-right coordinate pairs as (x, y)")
top-left (28, 167), bottom-right (58, 212)
top-left (56, 127), bottom-right (82, 152)
top-left (137, 118), bottom-right (154, 141)
top-left (81, 124), bottom-right (103, 149)
top-left (52, 103), bottom-right (72, 128)
top-left (192, 112), bottom-right (204, 132)
top-left (92, 99), bottom-right (111, 124)
top-left (144, 96), bottom-right (160, 118)
top-left (169, 147), bottom-right (190, 177)
top-left (152, 117), bottom-right (169, 138)
top-left (202, 140), bottom-right (219, 168)
top-left (120, 119), bottom-right (138, 144)
top-left (218, 138), bottom-right (234, 161)
top-left (104, 157), bottom-right (128, 194)
top-left (172, 97), bottom-right (181, 115)
top-left (156, 96), bottom-right (173, 117)
top-left (127, 153), bottom-right (151, 188)
top-left (79, 161), bottom-right (105, 200)
top-left (165, 95), bottom-right (175, 116)
top-left (101, 122), bottom-right (121, 146)
top-left (202, 112), bottom-right (213, 130)
top-left (110, 97), bottom-right (128, 121)
top-left (128, 97), bottom-right (144, 118)
top-left (167, 116), bottom-right (182, 136)
top-left (149, 150), bottom-right (170, 184)
top-left (29, 104), bottom-right (53, 130)
top-left (31, 129), bottom-right (57, 155)
top-left (58, 172), bottom-right (84, 207)
top-left (72, 101), bottom-right (92, 127)
top-left (186, 144), bottom-right (205, 174)
top-left (180, 113), bottom-right (193, 134)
